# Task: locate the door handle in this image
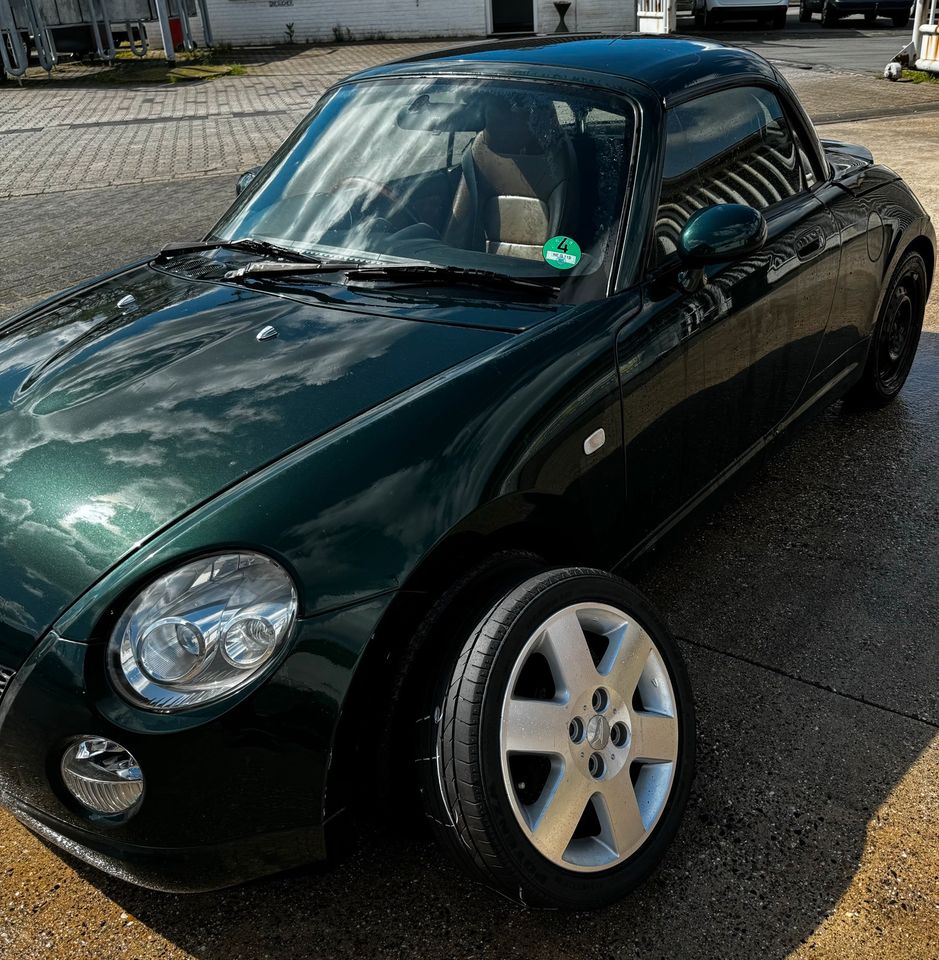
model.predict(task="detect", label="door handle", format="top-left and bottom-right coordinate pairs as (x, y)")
top-left (796, 229), bottom-right (824, 260)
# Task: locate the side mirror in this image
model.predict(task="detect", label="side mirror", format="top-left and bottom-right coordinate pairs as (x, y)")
top-left (236, 166), bottom-right (262, 196)
top-left (677, 203), bottom-right (767, 268)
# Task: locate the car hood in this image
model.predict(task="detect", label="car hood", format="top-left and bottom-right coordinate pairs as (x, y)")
top-left (0, 264), bottom-right (516, 666)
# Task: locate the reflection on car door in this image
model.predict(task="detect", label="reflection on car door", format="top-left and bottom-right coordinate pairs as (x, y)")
top-left (649, 85), bottom-right (840, 506)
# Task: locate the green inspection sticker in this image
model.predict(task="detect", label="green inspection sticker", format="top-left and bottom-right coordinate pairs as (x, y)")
top-left (542, 235), bottom-right (582, 270)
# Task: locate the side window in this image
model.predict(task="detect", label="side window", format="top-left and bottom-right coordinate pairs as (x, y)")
top-left (653, 87), bottom-right (809, 266)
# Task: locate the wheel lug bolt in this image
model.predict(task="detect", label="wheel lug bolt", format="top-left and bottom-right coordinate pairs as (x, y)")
top-left (568, 717), bottom-right (585, 743)
top-left (610, 722), bottom-right (630, 748)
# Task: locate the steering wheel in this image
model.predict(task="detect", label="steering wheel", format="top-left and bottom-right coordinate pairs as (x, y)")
top-left (329, 176), bottom-right (421, 230)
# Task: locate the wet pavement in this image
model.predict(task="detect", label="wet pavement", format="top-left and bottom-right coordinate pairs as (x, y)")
top-left (0, 48), bottom-right (937, 960)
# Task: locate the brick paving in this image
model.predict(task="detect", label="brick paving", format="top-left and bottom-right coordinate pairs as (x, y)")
top-left (3, 38), bottom-right (939, 316)
top-left (3, 41), bottom-right (939, 202)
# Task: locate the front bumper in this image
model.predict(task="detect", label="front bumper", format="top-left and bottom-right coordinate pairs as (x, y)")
top-left (0, 593), bottom-right (393, 891)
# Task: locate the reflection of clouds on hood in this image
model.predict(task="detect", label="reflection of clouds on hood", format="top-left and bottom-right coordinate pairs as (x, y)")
top-left (0, 266), bottom-right (500, 643)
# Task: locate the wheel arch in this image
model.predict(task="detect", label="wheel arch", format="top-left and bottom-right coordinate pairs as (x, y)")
top-left (322, 491), bottom-right (617, 825)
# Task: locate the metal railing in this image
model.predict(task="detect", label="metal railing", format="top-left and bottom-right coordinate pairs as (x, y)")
top-left (0, 0), bottom-right (213, 76)
top-left (636, 0), bottom-right (677, 33)
top-left (912, 0), bottom-right (939, 71)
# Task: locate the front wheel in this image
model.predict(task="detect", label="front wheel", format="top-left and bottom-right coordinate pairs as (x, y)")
top-left (845, 250), bottom-right (926, 408)
top-left (822, 0), bottom-right (840, 24)
top-left (892, 11), bottom-right (909, 25)
top-left (772, 8), bottom-right (788, 27)
top-left (419, 568), bottom-right (696, 910)
top-left (799, 0), bottom-right (813, 19)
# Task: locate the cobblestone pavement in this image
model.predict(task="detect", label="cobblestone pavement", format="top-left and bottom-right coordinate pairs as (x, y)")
top-left (3, 41), bottom-right (939, 202)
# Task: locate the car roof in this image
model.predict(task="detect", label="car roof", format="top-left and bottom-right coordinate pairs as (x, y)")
top-left (354, 35), bottom-right (777, 100)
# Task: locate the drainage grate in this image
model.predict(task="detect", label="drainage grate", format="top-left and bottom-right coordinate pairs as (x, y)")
top-left (158, 255), bottom-right (232, 282)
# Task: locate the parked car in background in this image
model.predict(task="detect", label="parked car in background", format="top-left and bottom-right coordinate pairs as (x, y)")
top-left (694, 0), bottom-right (789, 27)
top-left (798, 0), bottom-right (911, 25)
top-left (0, 35), bottom-right (932, 912)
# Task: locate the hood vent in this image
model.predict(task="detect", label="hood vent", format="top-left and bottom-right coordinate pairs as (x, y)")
top-left (158, 255), bottom-right (233, 282)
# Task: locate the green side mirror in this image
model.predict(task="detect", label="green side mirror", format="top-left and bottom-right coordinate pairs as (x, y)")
top-left (678, 203), bottom-right (768, 267)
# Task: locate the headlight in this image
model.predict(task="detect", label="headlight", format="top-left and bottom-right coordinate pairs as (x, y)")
top-left (108, 552), bottom-right (298, 711)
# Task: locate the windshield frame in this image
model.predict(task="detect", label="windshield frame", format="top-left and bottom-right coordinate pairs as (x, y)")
top-left (208, 71), bottom-right (642, 304)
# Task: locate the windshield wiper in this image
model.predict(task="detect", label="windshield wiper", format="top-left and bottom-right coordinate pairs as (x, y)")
top-left (223, 259), bottom-right (364, 280)
top-left (343, 264), bottom-right (555, 297)
top-left (156, 238), bottom-right (320, 264)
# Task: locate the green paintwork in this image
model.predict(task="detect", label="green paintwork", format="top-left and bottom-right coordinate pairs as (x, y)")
top-left (0, 37), bottom-right (933, 891)
top-left (678, 203), bottom-right (768, 266)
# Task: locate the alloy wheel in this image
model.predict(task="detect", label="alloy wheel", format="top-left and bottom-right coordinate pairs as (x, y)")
top-left (499, 602), bottom-right (679, 871)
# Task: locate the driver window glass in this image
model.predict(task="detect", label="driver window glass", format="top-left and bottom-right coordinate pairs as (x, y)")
top-left (653, 86), bottom-right (808, 266)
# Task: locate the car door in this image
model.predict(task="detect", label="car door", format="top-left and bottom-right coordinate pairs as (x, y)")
top-left (648, 84), bottom-right (840, 501)
top-left (616, 84), bottom-right (841, 550)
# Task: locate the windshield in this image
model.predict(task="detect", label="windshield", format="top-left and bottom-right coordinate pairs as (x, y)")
top-left (211, 76), bottom-right (636, 298)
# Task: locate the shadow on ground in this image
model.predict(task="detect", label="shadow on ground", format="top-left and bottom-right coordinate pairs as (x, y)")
top-left (57, 332), bottom-right (938, 959)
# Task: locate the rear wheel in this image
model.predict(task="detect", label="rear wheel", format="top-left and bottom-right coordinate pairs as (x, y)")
top-left (799, 0), bottom-right (813, 20)
top-left (772, 8), bottom-right (788, 27)
top-left (891, 11), bottom-right (909, 25)
top-left (694, 0), bottom-right (707, 26)
top-left (864, 11), bottom-right (878, 23)
top-left (846, 250), bottom-right (926, 408)
top-left (822, 0), bottom-right (840, 25)
top-left (418, 568), bottom-right (695, 910)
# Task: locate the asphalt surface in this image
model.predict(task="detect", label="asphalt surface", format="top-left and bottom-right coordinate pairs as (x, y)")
top-left (680, 10), bottom-right (914, 73)
top-left (0, 44), bottom-right (938, 960)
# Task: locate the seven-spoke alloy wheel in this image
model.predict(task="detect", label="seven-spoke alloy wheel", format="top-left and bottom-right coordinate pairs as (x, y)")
top-left (419, 568), bottom-right (695, 910)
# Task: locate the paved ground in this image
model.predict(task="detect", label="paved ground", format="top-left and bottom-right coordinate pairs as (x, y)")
top-left (681, 10), bottom-right (915, 73)
top-left (0, 39), bottom-right (938, 960)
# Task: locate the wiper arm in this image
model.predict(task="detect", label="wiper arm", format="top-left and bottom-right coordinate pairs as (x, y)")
top-left (156, 238), bottom-right (320, 263)
top-left (344, 264), bottom-right (556, 297)
top-left (223, 259), bottom-right (364, 280)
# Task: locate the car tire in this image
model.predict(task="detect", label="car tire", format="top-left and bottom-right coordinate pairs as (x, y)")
top-left (704, 5), bottom-right (720, 26)
top-left (694, 0), bottom-right (706, 26)
top-left (799, 0), bottom-right (813, 19)
top-left (845, 250), bottom-right (926, 408)
top-left (772, 9), bottom-right (788, 27)
top-left (418, 567), bottom-right (695, 910)
top-left (822, 0), bottom-right (840, 24)
top-left (891, 11), bottom-right (909, 25)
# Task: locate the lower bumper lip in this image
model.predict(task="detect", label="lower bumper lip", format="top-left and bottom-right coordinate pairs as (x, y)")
top-left (3, 791), bottom-right (324, 892)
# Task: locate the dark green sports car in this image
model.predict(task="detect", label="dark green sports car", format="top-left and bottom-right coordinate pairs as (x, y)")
top-left (0, 35), bottom-right (932, 910)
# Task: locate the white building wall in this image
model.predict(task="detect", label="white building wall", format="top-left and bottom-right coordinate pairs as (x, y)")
top-left (192, 0), bottom-right (487, 46)
top-left (536, 0), bottom-right (636, 33)
top-left (191, 0), bottom-right (636, 47)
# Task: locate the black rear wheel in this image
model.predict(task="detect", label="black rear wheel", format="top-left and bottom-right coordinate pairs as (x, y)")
top-left (822, 0), bottom-right (840, 25)
top-left (846, 250), bottom-right (926, 408)
top-left (799, 0), bottom-right (813, 20)
top-left (418, 567), bottom-right (695, 910)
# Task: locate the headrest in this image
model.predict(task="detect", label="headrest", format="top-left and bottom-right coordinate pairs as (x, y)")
top-left (482, 99), bottom-right (548, 156)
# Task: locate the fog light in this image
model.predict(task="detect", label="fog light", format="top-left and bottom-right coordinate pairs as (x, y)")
top-left (61, 738), bottom-right (144, 815)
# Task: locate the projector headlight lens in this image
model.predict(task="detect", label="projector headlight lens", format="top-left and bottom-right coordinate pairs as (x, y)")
top-left (109, 552), bottom-right (298, 711)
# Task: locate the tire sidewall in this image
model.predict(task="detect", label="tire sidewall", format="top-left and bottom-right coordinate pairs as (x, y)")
top-left (871, 251), bottom-right (927, 401)
top-left (472, 572), bottom-right (696, 909)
